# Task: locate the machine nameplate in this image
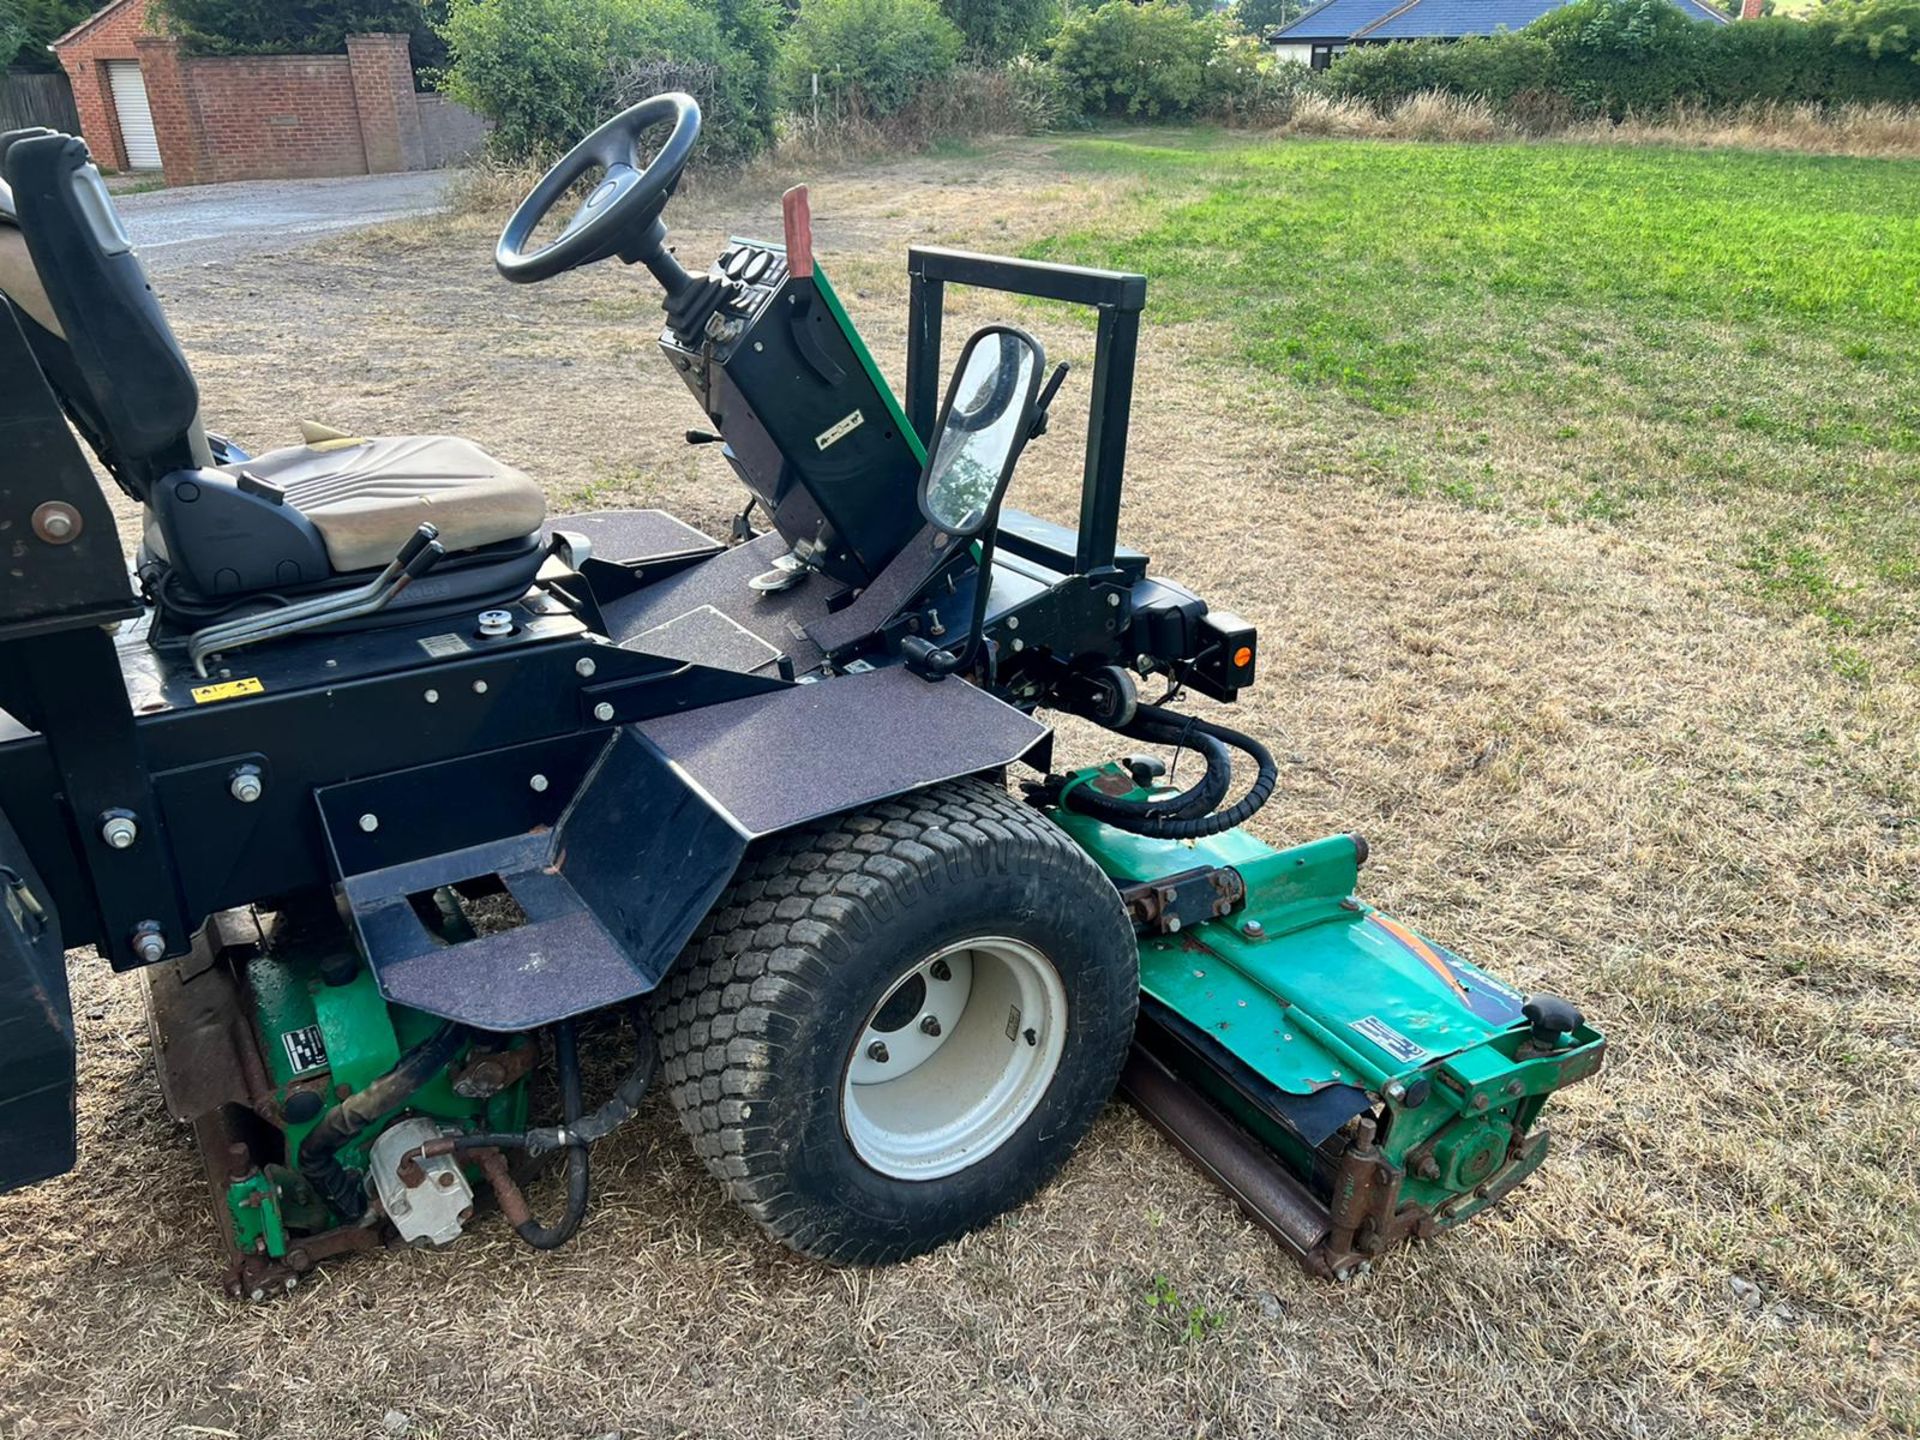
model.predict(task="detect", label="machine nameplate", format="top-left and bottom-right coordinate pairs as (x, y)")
top-left (815, 408), bottom-right (864, 451)
top-left (1351, 1015), bottom-right (1426, 1064)
top-left (189, 677), bottom-right (264, 704)
top-left (419, 633), bottom-right (472, 658)
top-left (280, 1024), bottom-right (328, 1075)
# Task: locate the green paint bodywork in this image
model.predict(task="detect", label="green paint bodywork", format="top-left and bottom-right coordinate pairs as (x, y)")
top-left (226, 947), bottom-right (530, 1257)
top-left (1048, 763), bottom-right (1604, 1222)
top-left (812, 264), bottom-right (926, 465)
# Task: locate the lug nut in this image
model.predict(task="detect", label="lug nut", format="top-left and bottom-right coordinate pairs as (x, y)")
top-left (867, 1041), bottom-right (890, 1064)
top-left (919, 1015), bottom-right (942, 1038)
top-left (930, 959), bottom-right (952, 982)
top-left (228, 767), bottom-right (264, 804)
top-left (100, 814), bottom-right (138, 849)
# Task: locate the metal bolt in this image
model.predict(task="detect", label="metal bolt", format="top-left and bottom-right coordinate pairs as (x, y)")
top-left (436, 1171), bottom-right (457, 1189)
top-left (1242, 919), bottom-right (1265, 939)
top-left (359, 813), bottom-right (379, 833)
top-left (1506, 1080), bottom-right (1525, 1098)
top-left (1006, 616), bottom-right (1019, 630)
top-left (1106, 592), bottom-right (1121, 607)
top-left (919, 1015), bottom-right (942, 1038)
top-left (593, 702), bottom-right (616, 723)
top-left (100, 814), bottom-right (138, 849)
top-left (472, 680), bottom-right (489, 695)
top-left (529, 773), bottom-right (549, 793)
top-left (1167, 915), bottom-right (1181, 933)
top-left (576, 657), bottom-right (597, 678)
top-left (930, 959), bottom-right (952, 981)
top-left (31, 501), bottom-right (80, 544)
top-left (228, 767), bottom-right (264, 804)
top-left (423, 689), bottom-right (440, 704)
top-left (130, 924), bottom-right (165, 964)
top-left (1472, 1094), bottom-right (1489, 1111)
top-left (1011, 638), bottom-right (1024, 653)
top-left (1384, 1081), bottom-right (1406, 1102)
top-left (867, 1041), bottom-right (890, 1063)
top-left (477, 610), bottom-right (513, 638)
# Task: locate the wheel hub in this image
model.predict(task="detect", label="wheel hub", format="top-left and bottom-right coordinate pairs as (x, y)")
top-left (841, 936), bottom-right (1067, 1181)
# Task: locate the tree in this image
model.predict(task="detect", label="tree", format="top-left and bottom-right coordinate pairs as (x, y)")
top-left (939, 0), bottom-right (1055, 58)
top-left (154, 0), bottom-right (434, 55)
top-left (1824, 0), bottom-right (1920, 61)
top-left (1232, 0), bottom-right (1301, 34)
top-left (778, 0), bottom-right (963, 117)
top-left (4, 0), bottom-right (94, 70)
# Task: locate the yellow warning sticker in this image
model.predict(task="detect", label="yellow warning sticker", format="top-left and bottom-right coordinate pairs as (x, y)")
top-left (190, 677), bottom-right (265, 705)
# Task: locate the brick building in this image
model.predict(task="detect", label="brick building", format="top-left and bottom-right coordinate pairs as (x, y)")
top-left (50, 0), bottom-right (486, 185)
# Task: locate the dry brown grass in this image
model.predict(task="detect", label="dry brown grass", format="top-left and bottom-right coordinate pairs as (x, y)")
top-left (1, 138), bottom-right (1915, 1439)
top-left (1276, 89), bottom-right (1920, 159)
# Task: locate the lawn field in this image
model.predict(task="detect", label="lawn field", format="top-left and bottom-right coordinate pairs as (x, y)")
top-left (1, 132), bottom-right (1915, 1439)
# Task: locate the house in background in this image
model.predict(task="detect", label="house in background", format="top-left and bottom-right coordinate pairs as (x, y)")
top-left (1268, 0), bottom-right (1732, 70)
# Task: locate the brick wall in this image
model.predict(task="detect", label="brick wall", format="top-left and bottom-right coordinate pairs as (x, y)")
top-left (182, 55), bottom-right (367, 183)
top-left (54, 5), bottom-right (488, 187)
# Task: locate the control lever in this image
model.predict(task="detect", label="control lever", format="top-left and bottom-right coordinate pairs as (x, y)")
top-left (189, 525), bottom-right (444, 676)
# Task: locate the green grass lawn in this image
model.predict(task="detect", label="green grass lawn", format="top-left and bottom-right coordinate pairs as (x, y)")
top-left (1027, 134), bottom-right (1920, 640)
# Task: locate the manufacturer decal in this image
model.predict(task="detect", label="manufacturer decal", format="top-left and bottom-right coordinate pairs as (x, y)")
top-left (281, 1024), bottom-right (329, 1076)
top-left (815, 408), bottom-right (865, 451)
top-left (1351, 1015), bottom-right (1427, 1064)
top-left (190, 676), bottom-right (264, 705)
top-left (419, 632), bottom-right (472, 659)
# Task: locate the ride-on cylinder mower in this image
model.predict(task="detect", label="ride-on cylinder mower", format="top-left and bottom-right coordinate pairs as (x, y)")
top-left (0, 94), bottom-right (1602, 1295)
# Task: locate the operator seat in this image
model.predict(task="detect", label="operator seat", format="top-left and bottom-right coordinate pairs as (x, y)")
top-left (0, 128), bottom-right (546, 612)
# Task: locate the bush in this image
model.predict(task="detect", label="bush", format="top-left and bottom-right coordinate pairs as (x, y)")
top-left (1325, 0), bottom-right (1920, 121)
top-left (939, 0), bottom-right (1054, 61)
top-left (1049, 0), bottom-right (1250, 119)
top-left (441, 0), bottom-right (775, 163)
top-left (778, 0), bottom-right (964, 119)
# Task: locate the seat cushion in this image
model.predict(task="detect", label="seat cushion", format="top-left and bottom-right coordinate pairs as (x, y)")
top-left (223, 434), bottom-right (545, 574)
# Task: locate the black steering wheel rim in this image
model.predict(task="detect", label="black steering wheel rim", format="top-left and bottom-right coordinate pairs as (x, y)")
top-left (495, 92), bottom-right (701, 285)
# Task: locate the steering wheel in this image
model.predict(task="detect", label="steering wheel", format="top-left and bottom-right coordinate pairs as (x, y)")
top-left (496, 92), bottom-right (701, 285)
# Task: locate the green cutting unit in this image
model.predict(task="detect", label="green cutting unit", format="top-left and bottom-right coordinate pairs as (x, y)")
top-left (0, 93), bottom-right (1602, 1296)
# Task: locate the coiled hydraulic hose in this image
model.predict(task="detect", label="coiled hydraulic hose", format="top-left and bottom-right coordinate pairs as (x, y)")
top-left (509, 1020), bottom-right (590, 1250)
top-left (298, 1022), bottom-right (466, 1222)
top-left (1065, 702), bottom-right (1278, 840)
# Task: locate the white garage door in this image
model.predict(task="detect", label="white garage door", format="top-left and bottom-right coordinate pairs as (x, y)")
top-left (105, 60), bottom-right (162, 170)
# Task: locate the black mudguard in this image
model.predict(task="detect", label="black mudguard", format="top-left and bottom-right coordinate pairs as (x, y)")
top-left (0, 803), bottom-right (75, 1192)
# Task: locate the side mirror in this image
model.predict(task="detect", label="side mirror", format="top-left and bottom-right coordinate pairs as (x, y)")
top-left (918, 326), bottom-right (1045, 539)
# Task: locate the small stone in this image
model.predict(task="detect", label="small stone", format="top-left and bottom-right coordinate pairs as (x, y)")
top-left (1728, 1276), bottom-right (1763, 1312)
top-left (1255, 1291), bottom-right (1284, 1320)
top-left (382, 1410), bottom-right (410, 1436)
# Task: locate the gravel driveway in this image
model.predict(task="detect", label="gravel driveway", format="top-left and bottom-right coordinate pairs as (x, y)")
top-left (117, 170), bottom-right (453, 270)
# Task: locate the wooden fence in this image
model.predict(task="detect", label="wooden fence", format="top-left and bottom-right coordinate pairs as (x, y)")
top-left (0, 70), bottom-right (81, 135)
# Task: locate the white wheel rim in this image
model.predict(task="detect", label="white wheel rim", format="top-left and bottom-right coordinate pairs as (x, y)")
top-left (841, 936), bottom-right (1068, 1181)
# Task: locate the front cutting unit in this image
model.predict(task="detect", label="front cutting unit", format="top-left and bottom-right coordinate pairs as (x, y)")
top-left (0, 93), bottom-right (1602, 1296)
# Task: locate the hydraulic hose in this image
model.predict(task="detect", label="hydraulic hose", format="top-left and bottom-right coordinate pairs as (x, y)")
top-left (439, 1015), bottom-right (659, 1160)
top-left (298, 1022), bottom-right (466, 1222)
top-left (1065, 702), bottom-right (1278, 840)
top-left (509, 1020), bottom-right (589, 1251)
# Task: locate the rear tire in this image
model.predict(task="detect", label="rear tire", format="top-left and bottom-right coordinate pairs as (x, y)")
top-left (652, 777), bottom-right (1138, 1264)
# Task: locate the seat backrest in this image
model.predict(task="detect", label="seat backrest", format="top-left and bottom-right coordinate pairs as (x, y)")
top-left (0, 130), bottom-right (199, 499)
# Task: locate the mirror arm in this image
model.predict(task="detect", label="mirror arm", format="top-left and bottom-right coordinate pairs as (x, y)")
top-left (1029, 362), bottom-right (1071, 440)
